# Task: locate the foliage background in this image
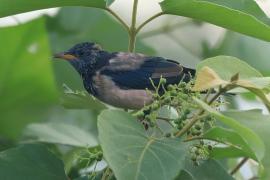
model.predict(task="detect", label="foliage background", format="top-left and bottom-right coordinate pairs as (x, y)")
top-left (1, 0), bottom-right (270, 179)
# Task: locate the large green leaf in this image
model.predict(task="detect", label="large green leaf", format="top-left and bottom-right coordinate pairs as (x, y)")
top-left (176, 160), bottom-right (233, 180)
top-left (194, 98), bottom-right (265, 162)
top-left (196, 56), bottom-right (262, 81)
top-left (184, 159), bottom-right (233, 180)
top-left (0, 0), bottom-right (106, 18)
top-left (160, 0), bottom-right (270, 42)
top-left (23, 122), bottom-right (98, 147)
top-left (98, 110), bottom-right (188, 180)
top-left (0, 18), bottom-right (58, 139)
top-left (0, 144), bottom-right (67, 180)
top-left (224, 110), bottom-right (270, 179)
top-left (176, 170), bottom-right (194, 180)
top-left (203, 127), bottom-right (256, 160)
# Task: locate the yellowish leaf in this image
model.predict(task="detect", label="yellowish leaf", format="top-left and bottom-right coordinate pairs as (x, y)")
top-left (193, 66), bottom-right (228, 91)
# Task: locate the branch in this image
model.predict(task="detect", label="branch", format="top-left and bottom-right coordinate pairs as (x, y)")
top-left (139, 20), bottom-right (192, 38)
top-left (128, 0), bottom-right (139, 52)
top-left (230, 158), bottom-right (249, 175)
top-left (105, 8), bottom-right (130, 33)
top-left (174, 110), bottom-right (204, 137)
top-left (135, 12), bottom-right (164, 34)
top-left (157, 117), bottom-right (175, 127)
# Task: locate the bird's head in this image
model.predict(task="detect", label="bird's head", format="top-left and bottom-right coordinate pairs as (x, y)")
top-left (54, 42), bottom-right (102, 73)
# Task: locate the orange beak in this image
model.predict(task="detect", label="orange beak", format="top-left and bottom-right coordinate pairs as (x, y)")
top-left (54, 52), bottom-right (77, 61)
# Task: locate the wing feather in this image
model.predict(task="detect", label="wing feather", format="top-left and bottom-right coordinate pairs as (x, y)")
top-left (100, 53), bottom-right (195, 90)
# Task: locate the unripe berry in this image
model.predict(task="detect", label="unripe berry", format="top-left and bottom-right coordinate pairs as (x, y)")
top-left (170, 90), bottom-right (178, 96)
top-left (179, 82), bottom-right (186, 88)
top-left (195, 149), bottom-right (200, 155)
top-left (151, 102), bottom-right (159, 110)
top-left (191, 155), bottom-right (197, 161)
top-left (164, 97), bottom-right (171, 104)
top-left (167, 84), bottom-right (174, 91)
top-left (184, 109), bottom-right (191, 115)
top-left (96, 152), bottom-right (103, 161)
top-left (195, 124), bottom-right (202, 130)
top-left (160, 78), bottom-right (167, 85)
top-left (136, 111), bottom-right (144, 119)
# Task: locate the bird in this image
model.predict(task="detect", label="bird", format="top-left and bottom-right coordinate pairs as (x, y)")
top-left (54, 42), bottom-right (196, 109)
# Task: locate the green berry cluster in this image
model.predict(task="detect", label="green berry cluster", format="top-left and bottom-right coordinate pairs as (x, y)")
top-left (78, 148), bottom-right (103, 168)
top-left (200, 115), bottom-right (216, 129)
top-left (135, 78), bottom-right (202, 129)
top-left (189, 140), bottom-right (213, 166)
top-left (134, 77), bottom-right (219, 167)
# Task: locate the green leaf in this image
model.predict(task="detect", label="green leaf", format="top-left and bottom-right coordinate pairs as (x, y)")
top-left (197, 56), bottom-right (262, 81)
top-left (0, 18), bottom-right (58, 139)
top-left (160, 0), bottom-right (270, 42)
top-left (105, 0), bottom-right (115, 6)
top-left (184, 159), bottom-right (233, 180)
top-left (203, 127), bottom-right (257, 160)
top-left (223, 110), bottom-right (270, 179)
top-left (176, 170), bottom-right (194, 180)
top-left (98, 110), bottom-right (188, 180)
top-left (0, 144), bottom-right (67, 180)
top-left (209, 146), bottom-right (247, 159)
top-left (194, 98), bottom-right (265, 162)
top-left (24, 122), bottom-right (98, 147)
top-left (0, 0), bottom-right (106, 18)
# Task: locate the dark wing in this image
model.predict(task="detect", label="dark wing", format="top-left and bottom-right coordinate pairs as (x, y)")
top-left (99, 52), bottom-right (195, 90)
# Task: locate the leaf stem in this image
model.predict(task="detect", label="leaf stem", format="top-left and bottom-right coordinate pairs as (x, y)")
top-left (174, 109), bottom-right (204, 137)
top-left (157, 117), bottom-right (175, 127)
top-left (128, 0), bottom-right (139, 52)
top-left (139, 20), bottom-right (192, 38)
top-left (135, 12), bottom-right (164, 34)
top-left (184, 136), bottom-right (243, 150)
top-left (105, 8), bottom-right (130, 33)
top-left (230, 158), bottom-right (249, 175)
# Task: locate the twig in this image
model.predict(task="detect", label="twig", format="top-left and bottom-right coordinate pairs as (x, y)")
top-left (230, 158), bottom-right (249, 175)
top-left (157, 117), bottom-right (175, 127)
top-left (135, 12), bottom-right (164, 34)
top-left (139, 20), bottom-right (192, 38)
top-left (203, 89), bottom-right (212, 102)
top-left (105, 8), bottom-right (130, 32)
top-left (174, 110), bottom-right (204, 137)
top-left (128, 0), bottom-right (139, 52)
top-left (184, 136), bottom-right (243, 150)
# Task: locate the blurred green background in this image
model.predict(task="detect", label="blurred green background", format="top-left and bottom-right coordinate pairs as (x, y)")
top-left (0, 1), bottom-right (270, 178)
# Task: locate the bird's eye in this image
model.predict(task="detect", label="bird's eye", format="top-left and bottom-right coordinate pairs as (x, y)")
top-left (78, 50), bottom-right (84, 56)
